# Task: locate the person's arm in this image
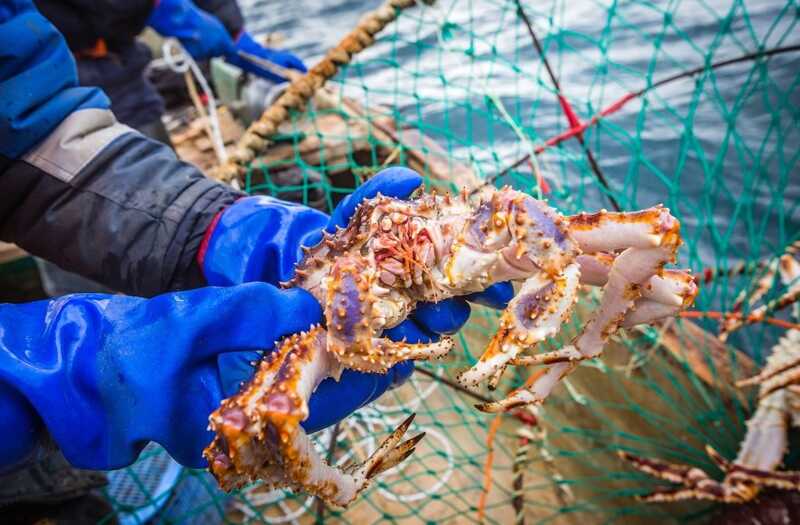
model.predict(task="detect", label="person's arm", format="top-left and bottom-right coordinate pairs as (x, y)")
top-left (194, 0), bottom-right (244, 36)
top-left (32, 0), bottom-right (155, 52)
top-left (0, 284), bottom-right (322, 470)
top-left (0, 0), bottom-right (243, 296)
top-left (146, 0), bottom-right (306, 81)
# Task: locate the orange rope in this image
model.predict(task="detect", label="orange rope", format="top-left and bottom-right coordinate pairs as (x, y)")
top-left (478, 368), bottom-right (546, 522)
top-left (680, 310), bottom-right (800, 331)
top-left (478, 414), bottom-right (503, 522)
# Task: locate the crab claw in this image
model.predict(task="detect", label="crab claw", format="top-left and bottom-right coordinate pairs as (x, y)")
top-left (354, 413), bottom-right (425, 480)
top-left (325, 255), bottom-right (455, 372)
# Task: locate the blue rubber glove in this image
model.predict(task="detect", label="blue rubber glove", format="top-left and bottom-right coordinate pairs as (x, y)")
top-left (0, 284), bottom-right (322, 470)
top-left (147, 0), bottom-right (235, 60)
top-left (225, 31), bottom-right (307, 83)
top-left (201, 168), bottom-right (514, 432)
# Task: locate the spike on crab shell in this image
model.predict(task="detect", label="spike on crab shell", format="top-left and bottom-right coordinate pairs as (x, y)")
top-left (705, 445), bottom-right (733, 471)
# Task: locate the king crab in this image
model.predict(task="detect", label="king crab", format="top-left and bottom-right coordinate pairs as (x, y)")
top-left (621, 254), bottom-right (800, 503)
top-left (204, 186), bottom-right (696, 506)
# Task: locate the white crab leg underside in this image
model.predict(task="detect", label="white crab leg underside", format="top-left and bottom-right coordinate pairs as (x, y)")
top-left (577, 254), bottom-right (696, 307)
top-left (567, 209), bottom-right (671, 252)
top-left (734, 388), bottom-right (789, 471)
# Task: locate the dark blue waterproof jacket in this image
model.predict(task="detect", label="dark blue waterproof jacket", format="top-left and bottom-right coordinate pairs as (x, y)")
top-left (0, 0), bottom-right (243, 296)
top-left (32, 0), bottom-right (244, 128)
top-left (0, 0), bottom-right (246, 475)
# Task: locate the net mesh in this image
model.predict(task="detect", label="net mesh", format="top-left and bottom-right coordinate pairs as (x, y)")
top-left (103, 0), bottom-right (799, 522)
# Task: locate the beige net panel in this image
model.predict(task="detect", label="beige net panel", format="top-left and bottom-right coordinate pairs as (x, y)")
top-left (103, 0), bottom-right (799, 523)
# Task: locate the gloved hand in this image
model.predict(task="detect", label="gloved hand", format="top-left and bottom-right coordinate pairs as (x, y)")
top-left (225, 31), bottom-right (307, 83)
top-left (147, 0), bottom-right (235, 60)
top-left (200, 168), bottom-right (514, 432)
top-left (0, 284), bottom-right (322, 470)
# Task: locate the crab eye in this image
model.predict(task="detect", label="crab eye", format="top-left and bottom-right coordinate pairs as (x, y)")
top-left (379, 215), bottom-right (393, 232)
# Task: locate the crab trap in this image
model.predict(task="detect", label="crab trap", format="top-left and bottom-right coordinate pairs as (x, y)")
top-left (101, 0), bottom-right (799, 523)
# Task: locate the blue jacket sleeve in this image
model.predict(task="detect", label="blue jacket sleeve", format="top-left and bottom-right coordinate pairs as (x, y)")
top-left (0, 284), bottom-right (322, 470)
top-left (0, 0), bottom-right (244, 296)
top-left (0, 0), bottom-right (109, 159)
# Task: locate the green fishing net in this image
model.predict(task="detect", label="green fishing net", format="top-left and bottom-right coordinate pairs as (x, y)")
top-left (102, 0), bottom-right (800, 523)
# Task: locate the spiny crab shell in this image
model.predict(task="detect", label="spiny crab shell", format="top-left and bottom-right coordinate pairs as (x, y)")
top-left (204, 185), bottom-right (697, 506)
top-left (286, 187), bottom-right (579, 371)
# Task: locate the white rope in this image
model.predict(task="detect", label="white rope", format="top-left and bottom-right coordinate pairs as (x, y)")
top-left (160, 39), bottom-right (229, 168)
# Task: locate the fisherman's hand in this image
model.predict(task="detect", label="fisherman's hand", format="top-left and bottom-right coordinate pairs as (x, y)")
top-left (147, 0), bottom-right (236, 60)
top-left (225, 32), bottom-right (307, 83)
top-left (0, 284), bottom-right (321, 470)
top-left (202, 168), bottom-right (513, 433)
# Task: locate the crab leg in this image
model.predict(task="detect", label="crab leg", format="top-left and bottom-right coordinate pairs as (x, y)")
top-left (479, 207), bottom-right (682, 412)
top-left (733, 389), bottom-right (790, 473)
top-left (577, 254), bottom-right (697, 307)
top-left (729, 259), bottom-right (779, 316)
top-left (205, 338), bottom-right (301, 491)
top-left (620, 387), bottom-right (796, 503)
top-left (720, 254), bottom-right (800, 339)
top-left (205, 326), bottom-right (424, 506)
top-left (510, 299), bottom-right (685, 363)
top-left (456, 263), bottom-right (581, 388)
top-left (618, 450), bottom-right (747, 503)
top-left (510, 346), bottom-right (584, 367)
top-left (324, 255), bottom-right (450, 372)
top-left (619, 299), bottom-right (683, 328)
top-left (576, 253), bottom-right (697, 327)
top-left (737, 331), bottom-right (800, 397)
top-left (746, 362), bottom-right (800, 399)
top-left (501, 256), bottom-right (696, 375)
top-left (734, 259), bottom-right (800, 397)
top-left (567, 207), bottom-right (678, 253)
top-left (206, 327), bottom-right (334, 490)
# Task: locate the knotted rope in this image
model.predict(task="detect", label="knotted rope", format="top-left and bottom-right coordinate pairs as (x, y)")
top-left (214, 0), bottom-right (434, 183)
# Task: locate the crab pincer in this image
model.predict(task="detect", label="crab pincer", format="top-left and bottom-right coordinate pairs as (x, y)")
top-left (325, 255), bottom-right (453, 372)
